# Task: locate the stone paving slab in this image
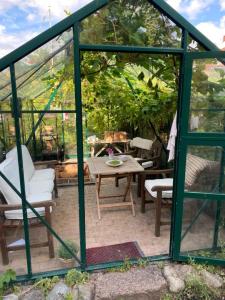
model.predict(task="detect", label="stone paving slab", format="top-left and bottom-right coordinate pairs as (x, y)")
top-left (94, 265), bottom-right (167, 300)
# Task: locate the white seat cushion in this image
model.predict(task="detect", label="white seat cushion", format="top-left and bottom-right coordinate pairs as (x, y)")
top-left (145, 178), bottom-right (173, 199)
top-left (32, 168), bottom-right (55, 181)
top-left (29, 179), bottom-right (54, 194)
top-left (5, 192), bottom-right (52, 219)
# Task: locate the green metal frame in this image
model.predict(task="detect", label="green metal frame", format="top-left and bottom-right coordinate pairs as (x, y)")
top-left (172, 50), bottom-right (225, 264)
top-left (25, 81), bottom-right (62, 147)
top-left (0, 0), bottom-right (225, 281)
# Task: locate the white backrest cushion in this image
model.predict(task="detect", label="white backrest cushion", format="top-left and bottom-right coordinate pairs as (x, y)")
top-left (6, 145), bottom-right (34, 182)
top-left (0, 157), bottom-right (21, 204)
top-left (6, 147), bottom-right (17, 159)
top-left (130, 137), bottom-right (153, 150)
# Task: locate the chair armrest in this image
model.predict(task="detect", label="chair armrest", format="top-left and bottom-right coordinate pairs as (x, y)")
top-left (0, 200), bottom-right (55, 212)
top-left (141, 168), bottom-right (174, 179)
top-left (149, 154), bottom-right (161, 161)
top-left (151, 185), bottom-right (173, 192)
top-left (137, 158), bottom-right (154, 164)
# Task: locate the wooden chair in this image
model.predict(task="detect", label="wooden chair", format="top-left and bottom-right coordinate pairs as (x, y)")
top-left (115, 138), bottom-right (162, 189)
top-left (141, 168), bottom-right (173, 237)
top-left (141, 154), bottom-right (220, 237)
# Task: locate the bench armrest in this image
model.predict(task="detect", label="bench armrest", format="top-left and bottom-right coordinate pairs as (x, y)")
top-left (0, 200), bottom-right (55, 212)
top-left (34, 160), bottom-right (58, 168)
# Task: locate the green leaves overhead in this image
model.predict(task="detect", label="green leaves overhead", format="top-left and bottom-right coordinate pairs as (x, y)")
top-left (81, 52), bottom-right (178, 135)
top-left (80, 0), bottom-right (182, 48)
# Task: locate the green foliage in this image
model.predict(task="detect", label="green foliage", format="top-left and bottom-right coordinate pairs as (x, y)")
top-left (156, 261), bottom-right (165, 269)
top-left (161, 293), bottom-right (173, 300)
top-left (0, 269), bottom-right (16, 296)
top-left (121, 257), bottom-right (132, 272)
top-left (65, 269), bottom-right (89, 287)
top-left (177, 274), bottom-right (220, 300)
top-left (162, 274), bottom-right (221, 300)
top-left (57, 240), bottom-right (79, 260)
top-left (64, 292), bottom-right (73, 300)
top-left (80, 0), bottom-right (181, 47)
top-left (106, 257), bottom-right (133, 273)
top-left (12, 285), bottom-right (21, 295)
top-left (35, 276), bottom-right (59, 296)
top-left (136, 258), bottom-right (150, 268)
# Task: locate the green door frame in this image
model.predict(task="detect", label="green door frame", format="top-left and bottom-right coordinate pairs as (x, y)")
top-left (172, 50), bottom-right (225, 266)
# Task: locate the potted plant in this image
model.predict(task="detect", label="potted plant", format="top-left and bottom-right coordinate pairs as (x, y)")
top-left (57, 240), bottom-right (79, 268)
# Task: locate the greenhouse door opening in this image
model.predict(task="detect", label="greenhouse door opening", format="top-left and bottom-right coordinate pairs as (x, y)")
top-left (83, 52), bottom-right (179, 264)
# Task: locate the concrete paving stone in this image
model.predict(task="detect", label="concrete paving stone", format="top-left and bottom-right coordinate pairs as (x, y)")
top-left (94, 265), bottom-right (167, 300)
top-left (200, 269), bottom-right (224, 289)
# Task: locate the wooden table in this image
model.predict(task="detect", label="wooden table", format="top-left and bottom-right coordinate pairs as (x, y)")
top-left (87, 156), bottom-right (144, 219)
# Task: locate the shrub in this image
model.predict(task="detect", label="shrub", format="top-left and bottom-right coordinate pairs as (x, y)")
top-left (0, 269), bottom-right (16, 296)
top-left (57, 240), bottom-right (79, 260)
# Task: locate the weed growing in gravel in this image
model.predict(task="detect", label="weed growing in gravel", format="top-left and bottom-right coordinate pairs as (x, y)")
top-left (137, 258), bottom-right (150, 268)
top-left (177, 274), bottom-right (220, 300)
top-left (65, 269), bottom-right (89, 287)
top-left (64, 291), bottom-right (74, 300)
top-left (35, 276), bottom-right (59, 297)
top-left (156, 261), bottom-right (165, 269)
top-left (162, 274), bottom-right (221, 300)
top-left (161, 293), bottom-right (173, 300)
top-left (106, 257), bottom-right (133, 273)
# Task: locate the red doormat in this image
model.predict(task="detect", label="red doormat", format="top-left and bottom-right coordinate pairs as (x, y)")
top-left (86, 241), bottom-right (144, 265)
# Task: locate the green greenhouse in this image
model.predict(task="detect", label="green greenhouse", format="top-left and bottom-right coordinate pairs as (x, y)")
top-left (0, 0), bottom-right (225, 282)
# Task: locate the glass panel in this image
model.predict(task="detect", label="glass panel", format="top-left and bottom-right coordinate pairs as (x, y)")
top-left (14, 28), bottom-right (75, 111)
top-left (0, 68), bottom-right (11, 110)
top-left (18, 113), bottom-right (81, 274)
top-left (0, 33), bottom-right (82, 275)
top-left (189, 58), bottom-right (225, 133)
top-left (185, 145), bottom-right (224, 194)
top-left (180, 198), bottom-right (221, 255)
top-left (80, 0), bottom-right (182, 47)
top-left (0, 70), bottom-right (25, 274)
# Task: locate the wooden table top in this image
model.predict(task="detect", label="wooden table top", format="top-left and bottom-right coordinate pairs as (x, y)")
top-left (87, 156), bottom-right (144, 175)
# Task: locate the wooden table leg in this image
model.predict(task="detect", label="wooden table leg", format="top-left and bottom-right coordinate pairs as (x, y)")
top-left (123, 175), bottom-right (132, 202)
top-left (129, 175), bottom-right (136, 216)
top-left (124, 174), bottom-right (135, 216)
top-left (96, 174), bottom-right (102, 219)
top-left (95, 173), bottom-right (136, 219)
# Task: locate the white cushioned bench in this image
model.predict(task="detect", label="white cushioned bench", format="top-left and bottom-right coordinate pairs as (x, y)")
top-left (0, 145), bottom-right (56, 264)
top-left (0, 145), bottom-right (56, 219)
